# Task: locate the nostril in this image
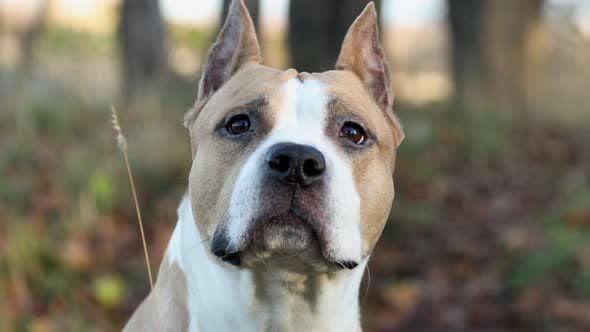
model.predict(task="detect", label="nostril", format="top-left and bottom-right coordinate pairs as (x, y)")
top-left (302, 158), bottom-right (325, 177)
top-left (265, 143), bottom-right (326, 186)
top-left (268, 154), bottom-right (291, 173)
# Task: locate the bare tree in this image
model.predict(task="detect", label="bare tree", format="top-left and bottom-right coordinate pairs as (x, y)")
top-left (18, 0), bottom-right (51, 76)
top-left (288, 0), bottom-right (380, 72)
top-left (447, 0), bottom-right (545, 114)
top-left (448, 0), bottom-right (484, 112)
top-left (118, 0), bottom-right (168, 101)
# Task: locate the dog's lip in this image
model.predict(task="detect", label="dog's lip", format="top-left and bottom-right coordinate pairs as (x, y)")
top-left (245, 208), bottom-right (319, 244)
top-left (211, 208), bottom-right (360, 270)
top-left (240, 209), bottom-right (359, 270)
top-left (210, 207), bottom-right (320, 267)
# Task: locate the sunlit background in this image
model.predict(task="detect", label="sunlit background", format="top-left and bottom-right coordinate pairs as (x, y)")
top-left (1, 0), bottom-right (589, 331)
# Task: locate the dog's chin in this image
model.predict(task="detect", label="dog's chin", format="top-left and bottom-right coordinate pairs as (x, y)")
top-left (239, 213), bottom-right (331, 272)
top-left (211, 211), bottom-right (360, 272)
top-left (251, 215), bottom-right (316, 253)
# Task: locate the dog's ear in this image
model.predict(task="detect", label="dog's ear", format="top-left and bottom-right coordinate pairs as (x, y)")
top-left (336, 3), bottom-right (390, 111)
top-left (197, 0), bottom-right (261, 101)
top-left (336, 2), bottom-right (403, 146)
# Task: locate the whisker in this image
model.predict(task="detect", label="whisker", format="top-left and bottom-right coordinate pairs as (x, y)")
top-left (259, 254), bottom-right (273, 272)
top-left (362, 263), bottom-right (371, 303)
top-left (186, 237), bottom-right (211, 252)
top-left (202, 192), bottom-right (232, 221)
top-left (275, 249), bottom-right (306, 261)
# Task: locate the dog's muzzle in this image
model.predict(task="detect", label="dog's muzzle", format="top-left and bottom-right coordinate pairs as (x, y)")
top-left (209, 143), bottom-right (359, 271)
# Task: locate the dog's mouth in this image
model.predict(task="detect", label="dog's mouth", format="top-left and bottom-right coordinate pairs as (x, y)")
top-left (210, 208), bottom-right (358, 271)
top-left (248, 209), bottom-right (318, 252)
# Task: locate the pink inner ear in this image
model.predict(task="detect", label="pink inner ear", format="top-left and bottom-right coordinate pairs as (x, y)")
top-left (201, 11), bottom-right (243, 97)
top-left (366, 46), bottom-right (392, 111)
top-left (366, 17), bottom-right (392, 111)
top-left (198, 0), bottom-right (261, 100)
top-left (336, 3), bottom-right (392, 112)
top-left (202, 55), bottom-right (229, 97)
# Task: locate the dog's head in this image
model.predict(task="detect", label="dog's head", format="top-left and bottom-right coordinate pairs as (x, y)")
top-left (185, 0), bottom-right (403, 272)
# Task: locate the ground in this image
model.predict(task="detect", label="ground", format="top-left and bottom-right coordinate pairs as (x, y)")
top-left (1, 26), bottom-right (590, 332)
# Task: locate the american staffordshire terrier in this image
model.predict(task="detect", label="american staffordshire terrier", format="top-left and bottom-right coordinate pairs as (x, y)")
top-left (124, 1), bottom-right (404, 331)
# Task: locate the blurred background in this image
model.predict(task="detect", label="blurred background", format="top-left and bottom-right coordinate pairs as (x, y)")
top-left (1, 0), bottom-right (589, 331)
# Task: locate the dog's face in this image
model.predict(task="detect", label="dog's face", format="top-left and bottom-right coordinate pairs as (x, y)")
top-left (185, 0), bottom-right (403, 272)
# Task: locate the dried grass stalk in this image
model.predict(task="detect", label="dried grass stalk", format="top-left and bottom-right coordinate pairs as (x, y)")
top-left (111, 105), bottom-right (160, 331)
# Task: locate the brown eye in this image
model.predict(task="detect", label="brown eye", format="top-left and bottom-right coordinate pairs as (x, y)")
top-left (226, 114), bottom-right (251, 135)
top-left (340, 122), bottom-right (366, 145)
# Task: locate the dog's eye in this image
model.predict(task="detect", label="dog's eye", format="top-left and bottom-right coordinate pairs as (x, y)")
top-left (340, 122), bottom-right (366, 145)
top-left (226, 114), bottom-right (251, 135)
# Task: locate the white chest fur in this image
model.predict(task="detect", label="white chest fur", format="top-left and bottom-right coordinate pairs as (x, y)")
top-left (165, 196), bottom-right (366, 332)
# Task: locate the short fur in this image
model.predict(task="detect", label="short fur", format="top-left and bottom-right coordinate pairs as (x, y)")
top-left (125, 1), bottom-right (403, 331)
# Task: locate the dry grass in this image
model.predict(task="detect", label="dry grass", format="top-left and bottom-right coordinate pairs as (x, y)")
top-left (111, 106), bottom-right (160, 332)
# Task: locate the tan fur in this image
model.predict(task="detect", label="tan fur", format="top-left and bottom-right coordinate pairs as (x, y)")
top-left (186, 5), bottom-right (404, 261)
top-left (317, 70), bottom-right (399, 253)
top-left (336, 2), bottom-right (404, 147)
top-left (197, 0), bottom-right (262, 101)
top-left (123, 258), bottom-right (189, 331)
top-left (127, 1), bottom-right (403, 329)
top-left (188, 64), bottom-right (400, 259)
top-left (332, 3), bottom-right (404, 252)
top-left (188, 65), bottom-right (299, 239)
top-left (187, 1), bottom-right (402, 255)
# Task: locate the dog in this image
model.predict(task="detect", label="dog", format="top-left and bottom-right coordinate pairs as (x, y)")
top-left (124, 1), bottom-right (403, 331)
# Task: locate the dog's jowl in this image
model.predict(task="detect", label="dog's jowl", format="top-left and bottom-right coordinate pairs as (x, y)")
top-left (124, 0), bottom-right (403, 331)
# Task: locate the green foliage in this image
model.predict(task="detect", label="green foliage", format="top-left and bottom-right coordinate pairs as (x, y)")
top-left (167, 24), bottom-right (215, 51)
top-left (460, 110), bottom-right (514, 161)
top-left (7, 223), bottom-right (47, 268)
top-left (575, 269), bottom-right (590, 300)
top-left (0, 142), bottom-right (35, 171)
top-left (510, 208), bottom-right (590, 293)
top-left (13, 314), bottom-right (33, 332)
top-left (2, 223), bottom-right (76, 304)
top-left (42, 27), bottom-right (114, 55)
top-left (26, 100), bottom-right (70, 135)
top-left (389, 198), bottom-right (437, 228)
top-left (0, 177), bottom-right (33, 211)
top-left (92, 274), bottom-right (127, 308)
top-left (89, 171), bottom-right (117, 212)
top-left (509, 238), bottom-right (577, 291)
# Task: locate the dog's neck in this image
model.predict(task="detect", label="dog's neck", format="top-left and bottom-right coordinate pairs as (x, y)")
top-left (165, 196), bottom-right (365, 332)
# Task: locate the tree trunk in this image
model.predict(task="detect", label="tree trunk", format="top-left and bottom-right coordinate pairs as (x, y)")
top-left (481, 0), bottom-right (544, 114)
top-left (447, 0), bottom-right (544, 114)
top-left (288, 0), bottom-right (380, 72)
top-left (447, 0), bottom-right (484, 112)
top-left (18, 0), bottom-right (51, 76)
top-left (118, 0), bottom-right (168, 101)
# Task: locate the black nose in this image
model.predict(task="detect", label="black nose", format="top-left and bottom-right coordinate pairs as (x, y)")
top-left (265, 143), bottom-right (326, 186)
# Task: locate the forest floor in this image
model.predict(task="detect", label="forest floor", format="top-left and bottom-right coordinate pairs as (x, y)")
top-left (1, 26), bottom-right (590, 332)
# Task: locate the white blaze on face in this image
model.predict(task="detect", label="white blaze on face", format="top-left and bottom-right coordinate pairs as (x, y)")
top-left (227, 78), bottom-right (362, 262)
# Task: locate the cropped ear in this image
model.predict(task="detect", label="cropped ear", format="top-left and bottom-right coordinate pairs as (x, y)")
top-left (197, 0), bottom-right (262, 101)
top-left (336, 2), bottom-right (390, 111)
top-left (336, 2), bottom-right (403, 146)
